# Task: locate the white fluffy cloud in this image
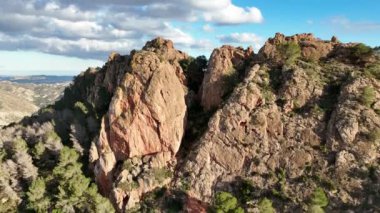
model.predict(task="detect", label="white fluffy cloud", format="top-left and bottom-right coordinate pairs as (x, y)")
top-left (0, 0), bottom-right (263, 59)
top-left (204, 5), bottom-right (263, 25)
top-left (218, 33), bottom-right (263, 50)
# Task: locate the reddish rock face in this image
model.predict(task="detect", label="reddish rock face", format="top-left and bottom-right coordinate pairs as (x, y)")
top-left (200, 45), bottom-right (253, 111)
top-left (106, 51), bottom-right (187, 160)
top-left (92, 38), bottom-right (188, 210)
top-left (184, 197), bottom-right (208, 213)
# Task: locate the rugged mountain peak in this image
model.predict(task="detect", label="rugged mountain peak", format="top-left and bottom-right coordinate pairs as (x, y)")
top-left (143, 37), bottom-right (188, 62)
top-left (93, 42), bottom-right (187, 210)
top-left (108, 51), bottom-right (121, 62)
top-left (143, 37), bottom-right (189, 85)
top-left (200, 45), bottom-right (253, 111)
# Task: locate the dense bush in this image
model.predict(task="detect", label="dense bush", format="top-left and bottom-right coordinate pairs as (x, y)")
top-left (26, 177), bottom-right (50, 212)
top-left (74, 101), bottom-right (89, 115)
top-left (364, 63), bottom-right (380, 80)
top-left (258, 198), bottom-right (275, 213)
top-left (0, 122), bottom-right (113, 212)
top-left (310, 187), bottom-right (328, 207)
top-left (180, 55), bottom-right (208, 92)
top-left (213, 191), bottom-right (244, 213)
top-left (277, 41), bottom-right (301, 65)
top-left (359, 86), bottom-right (376, 107)
top-left (350, 43), bottom-right (374, 63)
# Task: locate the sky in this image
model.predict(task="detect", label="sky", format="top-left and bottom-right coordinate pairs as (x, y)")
top-left (0, 0), bottom-right (379, 76)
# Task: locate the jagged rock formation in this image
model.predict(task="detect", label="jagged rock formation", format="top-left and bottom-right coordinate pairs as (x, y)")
top-left (200, 45), bottom-right (253, 111)
top-left (92, 38), bottom-right (188, 211)
top-left (178, 33), bottom-right (380, 212)
top-left (1, 33), bottom-right (379, 213)
top-left (257, 33), bottom-right (336, 64)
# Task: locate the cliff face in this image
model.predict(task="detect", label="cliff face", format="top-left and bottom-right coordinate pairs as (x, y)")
top-left (0, 33), bottom-right (379, 212)
top-left (92, 38), bottom-right (188, 211)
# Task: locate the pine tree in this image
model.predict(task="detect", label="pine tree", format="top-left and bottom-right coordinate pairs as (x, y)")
top-left (26, 177), bottom-right (50, 212)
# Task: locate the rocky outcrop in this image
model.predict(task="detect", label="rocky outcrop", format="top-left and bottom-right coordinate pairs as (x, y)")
top-left (106, 50), bottom-right (186, 160)
top-left (1, 33), bottom-right (380, 213)
top-left (200, 45), bottom-right (253, 111)
top-left (328, 77), bottom-right (380, 162)
top-left (177, 34), bottom-right (380, 211)
top-left (257, 33), bottom-right (336, 64)
top-left (92, 38), bottom-right (187, 211)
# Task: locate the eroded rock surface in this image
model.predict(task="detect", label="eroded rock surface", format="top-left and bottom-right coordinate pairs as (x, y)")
top-left (93, 38), bottom-right (187, 211)
top-left (200, 45), bottom-right (253, 111)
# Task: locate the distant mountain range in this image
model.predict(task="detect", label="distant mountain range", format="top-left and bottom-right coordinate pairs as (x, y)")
top-left (0, 75), bottom-right (72, 126)
top-left (0, 75), bottom-right (73, 84)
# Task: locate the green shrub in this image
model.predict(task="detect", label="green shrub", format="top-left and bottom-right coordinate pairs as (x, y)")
top-left (308, 205), bottom-right (325, 213)
top-left (26, 177), bottom-right (50, 212)
top-left (222, 67), bottom-right (240, 99)
top-left (179, 177), bottom-right (191, 191)
top-left (74, 101), bottom-right (89, 115)
top-left (364, 63), bottom-right (380, 80)
top-left (164, 197), bottom-right (184, 213)
top-left (277, 41), bottom-right (301, 65)
top-left (214, 192), bottom-right (244, 213)
top-left (368, 128), bottom-right (380, 143)
top-left (261, 85), bottom-right (275, 103)
top-left (258, 198), bottom-right (275, 213)
top-left (239, 179), bottom-right (255, 203)
top-left (310, 187), bottom-right (328, 207)
top-left (11, 138), bottom-right (28, 154)
top-left (44, 130), bottom-right (61, 142)
top-left (359, 86), bottom-right (376, 107)
top-left (186, 55), bottom-right (208, 92)
top-left (118, 181), bottom-right (139, 192)
top-left (350, 43), bottom-right (374, 62)
top-left (0, 149), bottom-right (6, 161)
top-left (179, 57), bottom-right (194, 72)
top-left (32, 141), bottom-right (45, 159)
top-left (152, 168), bottom-right (172, 183)
top-left (122, 160), bottom-right (133, 171)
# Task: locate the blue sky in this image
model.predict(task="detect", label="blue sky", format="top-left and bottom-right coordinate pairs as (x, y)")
top-left (0, 0), bottom-right (379, 76)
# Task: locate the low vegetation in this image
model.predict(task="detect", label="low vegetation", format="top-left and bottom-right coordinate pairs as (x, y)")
top-left (179, 55), bottom-right (208, 92)
top-left (213, 191), bottom-right (244, 213)
top-left (360, 86), bottom-right (376, 107)
top-left (364, 63), bottom-right (380, 80)
top-left (277, 41), bottom-right (301, 65)
top-left (222, 66), bottom-right (240, 99)
top-left (368, 128), bottom-right (380, 143)
top-left (350, 43), bottom-right (374, 64)
top-left (308, 187), bottom-right (328, 212)
top-left (258, 198), bottom-right (275, 213)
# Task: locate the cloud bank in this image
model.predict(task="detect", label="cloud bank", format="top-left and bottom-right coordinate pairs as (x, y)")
top-left (0, 0), bottom-right (263, 59)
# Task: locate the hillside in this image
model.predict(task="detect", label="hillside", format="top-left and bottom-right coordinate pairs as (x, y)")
top-left (0, 34), bottom-right (379, 213)
top-left (0, 80), bottom-right (70, 126)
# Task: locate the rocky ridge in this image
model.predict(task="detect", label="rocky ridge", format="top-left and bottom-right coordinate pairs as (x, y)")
top-left (0, 33), bottom-right (379, 212)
